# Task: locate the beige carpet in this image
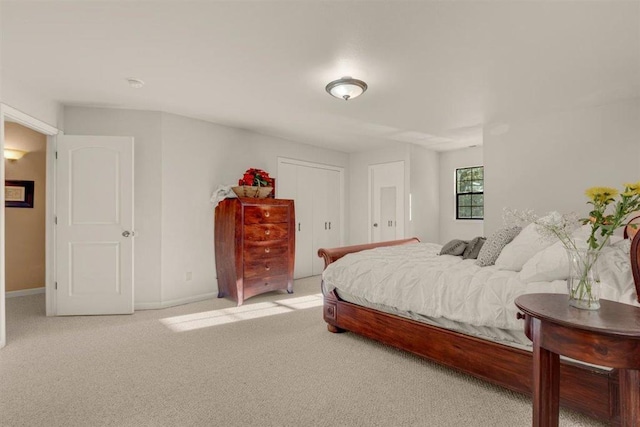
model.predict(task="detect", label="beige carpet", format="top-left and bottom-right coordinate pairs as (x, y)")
top-left (1, 276), bottom-right (602, 427)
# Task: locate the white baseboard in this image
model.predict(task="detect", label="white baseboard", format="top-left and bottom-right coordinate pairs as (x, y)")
top-left (6, 287), bottom-right (46, 298)
top-left (135, 292), bottom-right (218, 310)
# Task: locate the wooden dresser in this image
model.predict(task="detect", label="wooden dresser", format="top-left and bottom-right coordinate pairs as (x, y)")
top-left (214, 197), bottom-right (295, 306)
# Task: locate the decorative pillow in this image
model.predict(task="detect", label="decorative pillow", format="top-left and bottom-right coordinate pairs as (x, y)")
top-left (462, 237), bottom-right (486, 260)
top-left (475, 226), bottom-right (522, 267)
top-left (494, 221), bottom-right (557, 272)
top-left (439, 239), bottom-right (468, 256)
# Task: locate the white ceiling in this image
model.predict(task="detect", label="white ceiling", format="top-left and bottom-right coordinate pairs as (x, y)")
top-left (2, 1), bottom-right (639, 153)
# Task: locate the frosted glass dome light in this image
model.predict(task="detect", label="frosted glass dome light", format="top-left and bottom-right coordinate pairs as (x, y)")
top-left (325, 77), bottom-right (368, 101)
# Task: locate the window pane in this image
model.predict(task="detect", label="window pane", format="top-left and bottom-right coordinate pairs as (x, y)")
top-left (458, 194), bottom-right (471, 206)
top-left (459, 182), bottom-right (472, 192)
top-left (472, 194), bottom-right (484, 206)
top-left (472, 167), bottom-right (484, 179)
top-left (459, 207), bottom-right (471, 218)
top-left (472, 207), bottom-right (484, 218)
top-left (472, 182), bottom-right (483, 192)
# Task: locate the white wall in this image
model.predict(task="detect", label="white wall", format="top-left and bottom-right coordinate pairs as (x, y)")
top-left (158, 112), bottom-right (349, 305)
top-left (1, 77), bottom-right (60, 130)
top-left (63, 107), bottom-right (164, 306)
top-left (438, 146), bottom-right (484, 243)
top-left (64, 107), bottom-right (349, 308)
top-left (484, 99), bottom-right (640, 234)
top-left (409, 144), bottom-right (439, 243)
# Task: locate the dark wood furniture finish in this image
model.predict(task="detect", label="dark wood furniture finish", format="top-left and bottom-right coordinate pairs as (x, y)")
top-left (516, 294), bottom-right (640, 427)
top-left (215, 197), bottom-right (295, 306)
top-left (319, 230), bottom-right (640, 424)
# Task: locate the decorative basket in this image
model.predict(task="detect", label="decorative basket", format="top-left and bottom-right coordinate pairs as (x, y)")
top-left (232, 186), bottom-right (273, 198)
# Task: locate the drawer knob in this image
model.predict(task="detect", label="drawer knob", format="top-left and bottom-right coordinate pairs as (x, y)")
top-left (264, 282), bottom-right (269, 287)
top-left (265, 229), bottom-right (270, 235)
top-left (264, 211), bottom-right (270, 218)
top-left (265, 264), bottom-right (271, 271)
top-left (265, 247), bottom-right (271, 253)
top-left (517, 312), bottom-right (525, 320)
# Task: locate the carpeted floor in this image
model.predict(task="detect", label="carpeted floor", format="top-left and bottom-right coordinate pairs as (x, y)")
top-left (0, 276), bottom-right (602, 427)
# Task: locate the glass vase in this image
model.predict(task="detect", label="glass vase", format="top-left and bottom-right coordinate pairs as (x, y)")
top-left (565, 248), bottom-right (601, 310)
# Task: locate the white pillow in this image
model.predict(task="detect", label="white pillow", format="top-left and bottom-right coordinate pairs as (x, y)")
top-left (518, 241), bottom-right (572, 283)
top-left (495, 221), bottom-right (557, 272)
top-left (518, 225), bottom-right (622, 284)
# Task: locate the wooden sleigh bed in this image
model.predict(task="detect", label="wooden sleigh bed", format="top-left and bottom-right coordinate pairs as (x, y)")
top-left (318, 228), bottom-right (640, 425)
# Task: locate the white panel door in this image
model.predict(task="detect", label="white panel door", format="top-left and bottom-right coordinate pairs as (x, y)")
top-left (311, 168), bottom-right (340, 276)
top-left (370, 161), bottom-right (405, 243)
top-left (56, 135), bottom-right (134, 315)
top-left (277, 162), bottom-right (313, 279)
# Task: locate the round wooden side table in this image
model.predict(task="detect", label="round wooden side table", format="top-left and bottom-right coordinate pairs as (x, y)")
top-left (515, 293), bottom-right (640, 427)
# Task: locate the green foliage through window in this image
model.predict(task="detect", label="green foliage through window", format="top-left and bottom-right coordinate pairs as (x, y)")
top-left (456, 166), bottom-right (484, 220)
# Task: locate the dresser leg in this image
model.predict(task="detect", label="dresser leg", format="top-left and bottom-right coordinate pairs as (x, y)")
top-left (287, 290), bottom-right (294, 294)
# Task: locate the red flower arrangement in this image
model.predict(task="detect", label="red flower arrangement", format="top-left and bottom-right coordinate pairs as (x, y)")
top-left (238, 168), bottom-right (274, 188)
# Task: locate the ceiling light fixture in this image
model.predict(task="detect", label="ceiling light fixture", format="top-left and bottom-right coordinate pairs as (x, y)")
top-left (325, 76), bottom-right (368, 101)
top-left (4, 148), bottom-right (27, 161)
top-left (126, 78), bottom-right (145, 89)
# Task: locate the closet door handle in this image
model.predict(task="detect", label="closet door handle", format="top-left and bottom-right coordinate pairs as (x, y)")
top-left (325, 222), bottom-right (327, 230)
top-left (328, 222), bottom-right (331, 230)
top-left (298, 223), bottom-right (301, 232)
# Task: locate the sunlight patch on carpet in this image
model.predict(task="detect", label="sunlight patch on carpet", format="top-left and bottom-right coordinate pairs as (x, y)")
top-left (160, 293), bottom-right (323, 332)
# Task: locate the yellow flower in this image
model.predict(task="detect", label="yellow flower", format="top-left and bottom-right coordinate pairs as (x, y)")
top-left (585, 186), bottom-right (618, 203)
top-left (623, 181), bottom-right (640, 196)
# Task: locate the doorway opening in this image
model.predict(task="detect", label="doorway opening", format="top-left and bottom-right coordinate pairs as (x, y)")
top-left (4, 122), bottom-right (48, 314)
top-left (0, 104), bottom-right (59, 348)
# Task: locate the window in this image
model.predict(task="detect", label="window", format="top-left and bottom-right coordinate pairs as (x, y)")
top-left (456, 166), bottom-right (484, 220)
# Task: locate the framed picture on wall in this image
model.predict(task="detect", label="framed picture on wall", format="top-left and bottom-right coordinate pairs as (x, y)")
top-left (5, 180), bottom-right (34, 208)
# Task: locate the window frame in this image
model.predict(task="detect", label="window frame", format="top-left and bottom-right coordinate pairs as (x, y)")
top-left (455, 166), bottom-right (484, 221)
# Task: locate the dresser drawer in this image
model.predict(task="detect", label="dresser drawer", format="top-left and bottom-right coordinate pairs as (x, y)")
top-left (244, 240), bottom-right (288, 258)
top-left (244, 255), bottom-right (288, 279)
top-left (244, 223), bottom-right (289, 241)
top-left (243, 274), bottom-right (289, 299)
top-left (244, 205), bottom-right (289, 224)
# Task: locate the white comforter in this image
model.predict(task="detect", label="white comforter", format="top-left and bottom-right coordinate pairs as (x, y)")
top-left (322, 242), bottom-right (636, 332)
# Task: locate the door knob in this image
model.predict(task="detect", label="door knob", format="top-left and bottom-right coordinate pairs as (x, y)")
top-left (122, 231), bottom-right (134, 237)
top-left (373, 223), bottom-right (378, 227)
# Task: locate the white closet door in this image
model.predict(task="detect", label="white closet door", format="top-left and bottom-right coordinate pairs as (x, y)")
top-left (295, 167), bottom-right (314, 278)
top-left (312, 168), bottom-right (341, 276)
top-left (277, 159), bottom-right (343, 278)
top-left (277, 163), bottom-right (313, 279)
top-left (324, 169), bottom-right (341, 249)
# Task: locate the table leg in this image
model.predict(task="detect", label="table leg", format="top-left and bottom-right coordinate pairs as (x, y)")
top-left (532, 318), bottom-right (560, 427)
top-left (619, 369), bottom-right (640, 427)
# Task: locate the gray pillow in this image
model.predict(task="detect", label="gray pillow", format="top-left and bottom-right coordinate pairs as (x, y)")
top-left (463, 236), bottom-right (486, 260)
top-left (439, 239), bottom-right (468, 256)
top-left (475, 226), bottom-right (522, 267)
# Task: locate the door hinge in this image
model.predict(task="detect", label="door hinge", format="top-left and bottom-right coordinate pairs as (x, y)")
top-left (55, 151), bottom-right (58, 159)
top-left (54, 216), bottom-right (57, 225)
top-left (55, 282), bottom-right (58, 290)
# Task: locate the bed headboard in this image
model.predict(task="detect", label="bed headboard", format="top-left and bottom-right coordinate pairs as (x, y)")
top-left (632, 230), bottom-right (640, 303)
